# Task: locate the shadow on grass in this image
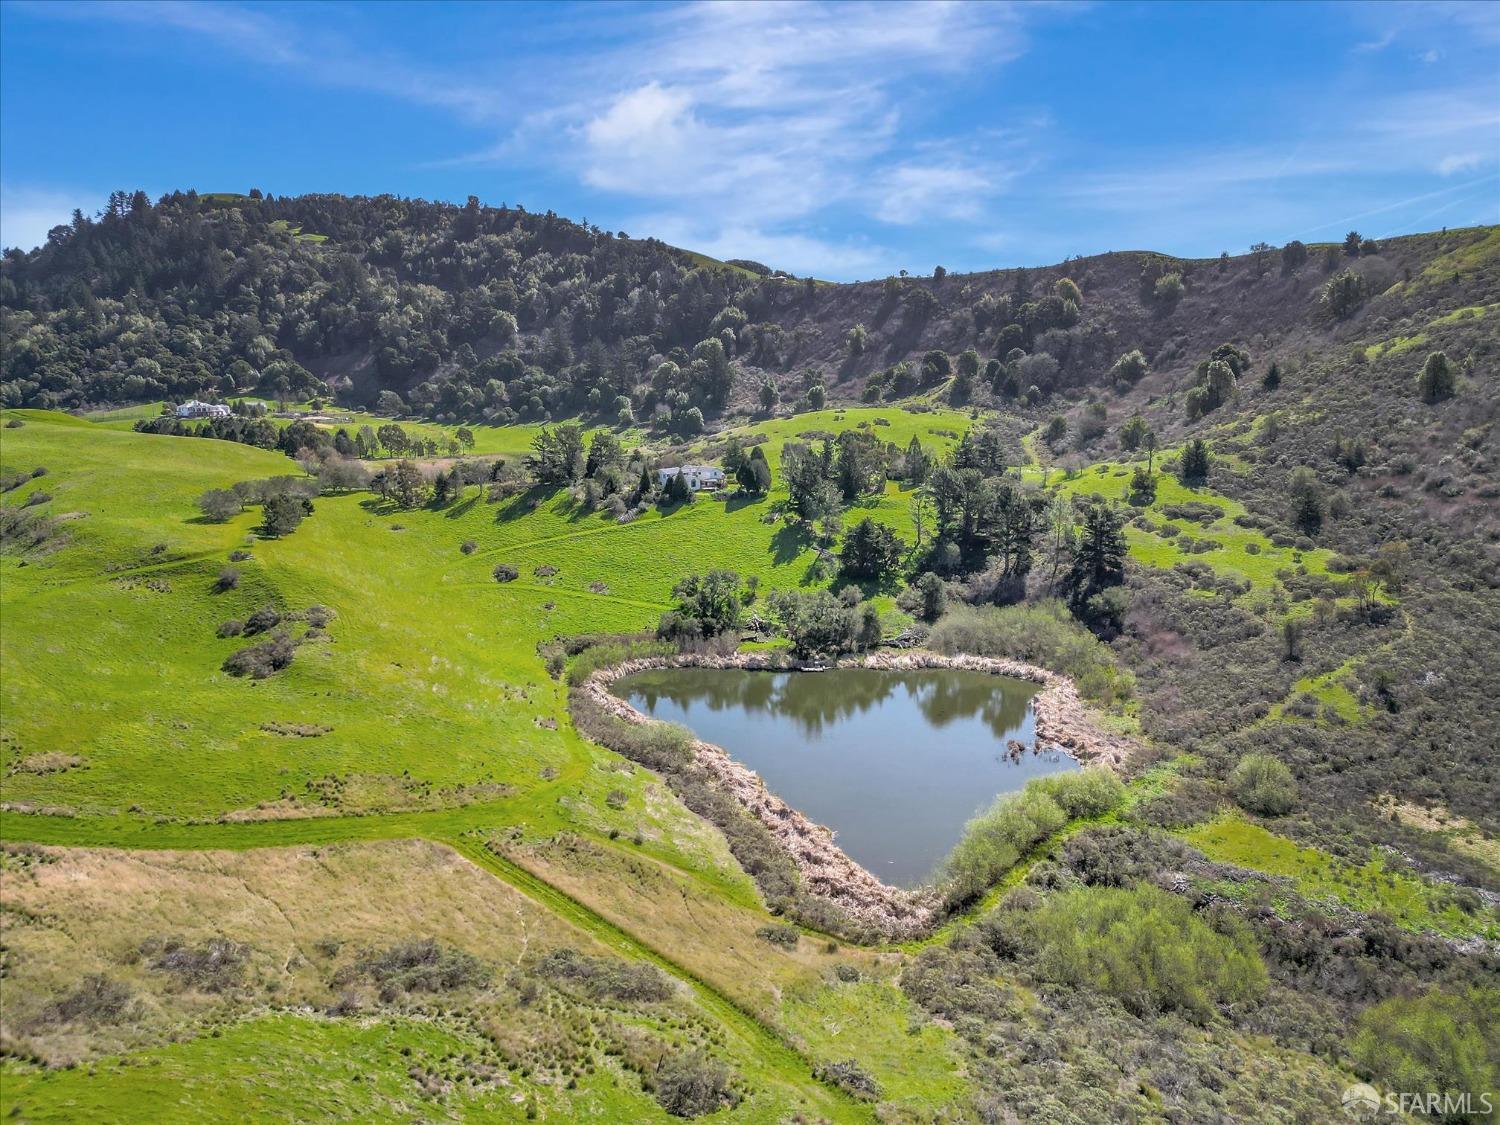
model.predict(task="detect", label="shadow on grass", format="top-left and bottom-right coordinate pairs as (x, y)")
top-left (770, 521), bottom-right (812, 566)
top-left (494, 485), bottom-right (556, 523)
top-left (724, 491), bottom-right (767, 514)
top-left (443, 494), bottom-right (482, 519)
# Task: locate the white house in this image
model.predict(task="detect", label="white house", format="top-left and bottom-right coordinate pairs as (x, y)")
top-left (175, 400), bottom-right (232, 420)
top-left (657, 464), bottom-right (725, 492)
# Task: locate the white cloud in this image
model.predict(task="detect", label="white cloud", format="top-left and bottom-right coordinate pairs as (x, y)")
top-left (1437, 152), bottom-right (1485, 176)
top-left (523, 2), bottom-right (1042, 232)
top-left (873, 163), bottom-right (995, 225)
top-left (0, 185), bottom-right (103, 251)
top-left (636, 213), bottom-right (895, 279)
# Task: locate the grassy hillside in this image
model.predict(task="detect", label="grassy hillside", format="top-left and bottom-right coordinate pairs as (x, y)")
top-left (4, 210), bottom-right (1499, 1122)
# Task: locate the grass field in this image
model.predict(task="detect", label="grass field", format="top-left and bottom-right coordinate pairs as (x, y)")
top-left (0, 402), bottom-right (1474, 1121)
top-left (0, 407), bottom-right (962, 1121)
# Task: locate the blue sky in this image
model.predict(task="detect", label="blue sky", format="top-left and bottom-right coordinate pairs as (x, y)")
top-left (2, 0), bottom-right (1497, 278)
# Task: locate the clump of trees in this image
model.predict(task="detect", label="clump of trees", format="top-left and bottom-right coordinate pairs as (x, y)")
top-left (658, 570), bottom-right (745, 642)
top-left (839, 518), bottom-right (906, 583)
top-left (765, 588), bottom-right (881, 658)
top-left (1185, 343), bottom-right (1249, 420)
top-left (1321, 270), bottom-right (1367, 319)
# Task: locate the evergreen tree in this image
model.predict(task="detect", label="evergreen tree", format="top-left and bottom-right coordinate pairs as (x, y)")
top-left (1417, 351), bottom-right (1455, 403)
top-left (1178, 438), bottom-right (1211, 484)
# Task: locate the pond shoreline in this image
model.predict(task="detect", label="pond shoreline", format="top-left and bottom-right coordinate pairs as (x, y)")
top-left (581, 650), bottom-right (1138, 939)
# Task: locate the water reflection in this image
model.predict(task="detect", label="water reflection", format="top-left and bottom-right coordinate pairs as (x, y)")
top-left (627, 667), bottom-right (1033, 740)
top-left (613, 668), bottom-right (1073, 886)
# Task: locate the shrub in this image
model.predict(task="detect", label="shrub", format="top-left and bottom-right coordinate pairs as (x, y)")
top-left (755, 924), bottom-right (800, 948)
top-left (216, 618), bottom-right (245, 638)
top-left (460, 539), bottom-right (477, 555)
top-left (941, 771), bottom-right (1125, 908)
top-left (650, 1052), bottom-right (740, 1118)
top-left (940, 788), bottom-right (1067, 910)
top-left (1228, 753), bottom-right (1297, 816)
top-left (535, 947), bottom-right (672, 1003)
top-left (1030, 768), bottom-right (1126, 818)
top-left (38, 975), bottom-right (135, 1026)
top-left (243, 605), bottom-right (281, 635)
top-left (814, 1059), bottom-right (881, 1101)
top-left (305, 604), bottom-right (336, 628)
top-left (222, 631), bottom-right (295, 678)
top-left (929, 600), bottom-right (1132, 707)
top-left (564, 636), bottom-right (675, 686)
top-left (141, 936), bottom-right (248, 993)
top-left (1350, 987), bottom-right (1498, 1113)
top-left (350, 938), bottom-right (491, 995)
top-left (214, 567), bottom-right (240, 592)
top-left (22, 490), bottom-right (51, 508)
top-left (493, 563), bottom-right (519, 582)
top-left (1022, 884), bottom-right (1267, 1021)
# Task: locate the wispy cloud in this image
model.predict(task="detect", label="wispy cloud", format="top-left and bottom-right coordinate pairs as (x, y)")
top-left (15, 0), bottom-right (511, 123)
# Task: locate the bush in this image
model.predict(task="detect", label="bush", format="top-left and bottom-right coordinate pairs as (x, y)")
top-left (141, 936), bottom-right (248, 993)
top-left (929, 601), bottom-right (1132, 707)
top-left (651, 1052), bottom-right (740, 1118)
top-left (350, 938), bottom-right (491, 995)
top-left (305, 604), bottom-right (336, 628)
top-left (814, 1059), bottom-right (881, 1101)
top-left (1030, 768), bottom-right (1126, 818)
top-left (1350, 987), bottom-right (1498, 1115)
top-left (755, 923), bottom-right (800, 948)
top-left (1228, 753), bottom-right (1297, 816)
top-left (214, 567), bottom-right (240, 592)
top-left (940, 769), bottom-right (1125, 909)
top-left (941, 787), bottom-right (1067, 910)
top-left (222, 631), bottom-right (295, 678)
top-left (1022, 884), bottom-right (1267, 1021)
top-left (535, 947), bottom-right (672, 1003)
top-left (216, 618), bottom-right (245, 638)
top-left (38, 975), bottom-right (135, 1026)
top-left (243, 605), bottom-right (282, 635)
top-left (460, 539), bottom-right (477, 555)
top-left (493, 563), bottom-right (519, 582)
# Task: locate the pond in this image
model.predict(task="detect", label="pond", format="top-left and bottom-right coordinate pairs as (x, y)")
top-left (612, 667), bottom-right (1078, 887)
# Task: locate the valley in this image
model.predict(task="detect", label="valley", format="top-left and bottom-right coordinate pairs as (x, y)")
top-left (2, 197), bottom-right (1498, 1122)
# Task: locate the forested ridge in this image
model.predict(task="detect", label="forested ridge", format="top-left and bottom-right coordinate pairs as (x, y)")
top-left (8, 191), bottom-right (1494, 448)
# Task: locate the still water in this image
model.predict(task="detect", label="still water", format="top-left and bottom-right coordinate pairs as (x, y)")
top-left (612, 667), bottom-right (1077, 886)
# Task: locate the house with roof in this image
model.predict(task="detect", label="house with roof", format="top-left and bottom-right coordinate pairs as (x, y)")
top-left (656, 464), bottom-right (725, 492)
top-left (175, 400), bottom-right (232, 419)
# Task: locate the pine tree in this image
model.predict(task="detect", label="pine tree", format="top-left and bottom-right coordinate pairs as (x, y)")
top-left (1417, 351), bottom-right (1455, 403)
